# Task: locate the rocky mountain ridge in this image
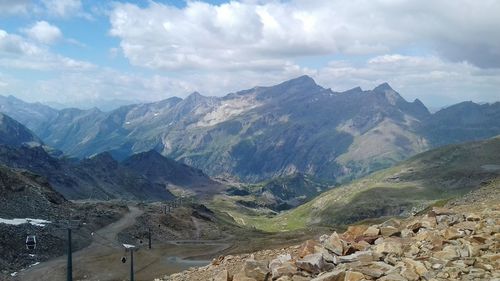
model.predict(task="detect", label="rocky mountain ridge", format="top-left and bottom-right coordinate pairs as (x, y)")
top-left (2, 76), bottom-right (499, 183)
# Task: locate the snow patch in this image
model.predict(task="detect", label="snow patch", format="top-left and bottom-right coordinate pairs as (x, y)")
top-left (0, 218), bottom-right (51, 227)
top-left (123, 243), bottom-right (136, 249)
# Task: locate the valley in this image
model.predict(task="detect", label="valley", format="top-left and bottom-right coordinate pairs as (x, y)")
top-left (1, 2), bottom-right (499, 280)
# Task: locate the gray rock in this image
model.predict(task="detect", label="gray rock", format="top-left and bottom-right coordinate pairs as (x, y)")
top-left (296, 253), bottom-right (331, 274)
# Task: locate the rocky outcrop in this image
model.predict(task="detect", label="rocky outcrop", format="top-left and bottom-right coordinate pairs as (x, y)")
top-left (157, 205), bottom-right (499, 281)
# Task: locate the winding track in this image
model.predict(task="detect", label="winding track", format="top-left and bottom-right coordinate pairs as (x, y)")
top-left (15, 205), bottom-right (231, 281)
top-left (16, 205), bottom-right (144, 281)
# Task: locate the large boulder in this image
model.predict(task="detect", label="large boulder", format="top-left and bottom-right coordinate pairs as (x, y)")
top-left (296, 253), bottom-right (332, 274)
top-left (323, 232), bottom-right (344, 256)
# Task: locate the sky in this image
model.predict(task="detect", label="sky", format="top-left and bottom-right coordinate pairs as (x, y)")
top-left (0, 0), bottom-right (499, 109)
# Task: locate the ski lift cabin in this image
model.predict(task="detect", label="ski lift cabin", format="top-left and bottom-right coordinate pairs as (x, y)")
top-left (26, 235), bottom-right (36, 250)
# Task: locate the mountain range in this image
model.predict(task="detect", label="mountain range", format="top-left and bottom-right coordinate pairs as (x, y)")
top-left (1, 76), bottom-right (499, 185)
top-left (0, 112), bottom-right (221, 200)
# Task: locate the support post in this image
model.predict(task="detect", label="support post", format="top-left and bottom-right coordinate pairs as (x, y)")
top-left (148, 228), bottom-right (151, 249)
top-left (130, 249), bottom-right (134, 281)
top-left (67, 228), bottom-right (72, 281)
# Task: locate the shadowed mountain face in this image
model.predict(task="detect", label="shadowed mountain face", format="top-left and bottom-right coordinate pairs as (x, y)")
top-left (0, 112), bottom-right (42, 147)
top-left (1, 76), bottom-right (499, 183)
top-left (0, 145), bottom-right (176, 201)
top-left (122, 150), bottom-right (225, 195)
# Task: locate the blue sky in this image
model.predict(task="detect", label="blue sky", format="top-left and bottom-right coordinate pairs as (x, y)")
top-left (0, 0), bottom-right (499, 109)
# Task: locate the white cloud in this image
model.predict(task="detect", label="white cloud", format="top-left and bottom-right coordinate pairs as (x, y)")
top-left (109, 0), bottom-right (500, 71)
top-left (23, 21), bottom-right (62, 44)
top-left (0, 29), bottom-right (93, 71)
top-left (2, 53), bottom-right (499, 108)
top-left (0, 29), bottom-right (42, 55)
top-left (314, 54), bottom-right (500, 106)
top-left (0, 0), bottom-right (32, 15)
top-left (41, 0), bottom-right (89, 19)
top-left (2, 1), bottom-right (499, 108)
top-left (30, 70), bottom-right (194, 104)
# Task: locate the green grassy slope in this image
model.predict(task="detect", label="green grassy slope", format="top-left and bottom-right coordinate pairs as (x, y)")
top-left (222, 136), bottom-right (500, 232)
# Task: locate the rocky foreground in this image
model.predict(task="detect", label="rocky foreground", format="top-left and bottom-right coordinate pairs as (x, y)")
top-left (157, 186), bottom-right (499, 281)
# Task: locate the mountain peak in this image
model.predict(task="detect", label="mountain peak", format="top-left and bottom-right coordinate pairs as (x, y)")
top-left (284, 75), bottom-right (317, 86)
top-left (274, 75), bottom-right (321, 91)
top-left (373, 82), bottom-right (394, 93)
top-left (186, 91), bottom-right (204, 100)
top-left (183, 91), bottom-right (210, 105)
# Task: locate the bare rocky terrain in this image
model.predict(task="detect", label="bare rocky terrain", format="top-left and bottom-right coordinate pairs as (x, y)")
top-left (158, 179), bottom-right (499, 281)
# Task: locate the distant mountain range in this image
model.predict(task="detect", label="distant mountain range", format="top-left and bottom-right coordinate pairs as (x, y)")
top-left (0, 112), bottom-right (220, 200)
top-left (1, 76), bottom-right (499, 183)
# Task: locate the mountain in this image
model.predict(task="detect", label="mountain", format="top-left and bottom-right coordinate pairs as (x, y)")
top-left (0, 144), bottom-right (176, 201)
top-left (47, 98), bottom-right (146, 112)
top-left (0, 112), bottom-right (42, 147)
top-left (0, 95), bottom-right (57, 134)
top-left (1, 77), bottom-right (499, 183)
top-left (259, 136), bottom-right (500, 231)
top-left (122, 150), bottom-right (225, 195)
top-left (0, 114), bottom-right (221, 201)
top-left (74, 152), bottom-right (176, 200)
top-left (421, 101), bottom-right (500, 147)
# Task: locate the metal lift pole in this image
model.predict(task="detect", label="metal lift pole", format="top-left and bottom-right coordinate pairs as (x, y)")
top-left (148, 228), bottom-right (151, 249)
top-left (130, 248), bottom-right (134, 281)
top-left (67, 228), bottom-right (73, 281)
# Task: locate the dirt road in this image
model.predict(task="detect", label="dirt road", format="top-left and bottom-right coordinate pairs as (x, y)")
top-left (15, 205), bottom-right (226, 281)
